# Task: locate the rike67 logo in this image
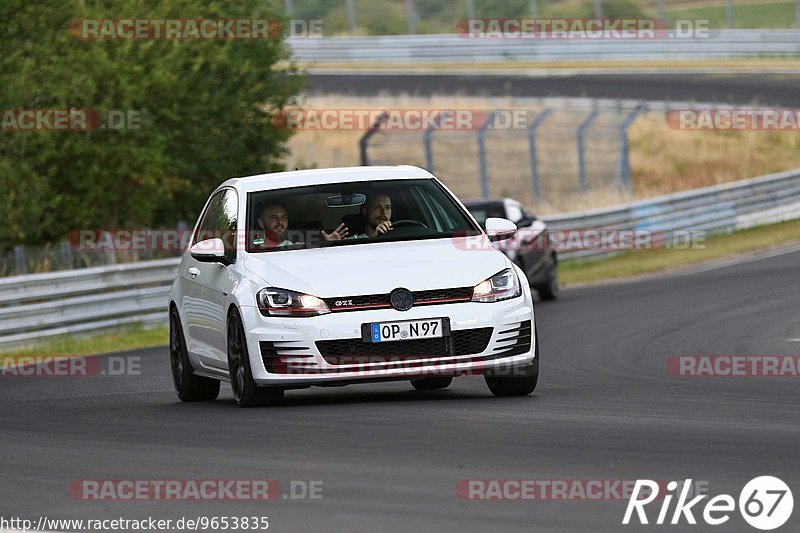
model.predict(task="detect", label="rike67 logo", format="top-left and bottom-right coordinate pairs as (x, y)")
top-left (623, 476), bottom-right (793, 530)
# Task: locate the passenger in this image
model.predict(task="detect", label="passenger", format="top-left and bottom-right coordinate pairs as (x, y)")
top-left (256, 202), bottom-right (348, 247)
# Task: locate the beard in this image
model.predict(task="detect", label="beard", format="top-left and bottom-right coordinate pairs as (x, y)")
top-left (264, 227), bottom-right (287, 244)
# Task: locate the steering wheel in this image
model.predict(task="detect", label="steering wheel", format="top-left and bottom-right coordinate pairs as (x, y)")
top-left (391, 219), bottom-right (428, 229)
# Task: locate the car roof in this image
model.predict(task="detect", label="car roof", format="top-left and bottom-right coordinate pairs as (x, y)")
top-left (218, 165), bottom-right (436, 194)
top-left (462, 198), bottom-right (520, 207)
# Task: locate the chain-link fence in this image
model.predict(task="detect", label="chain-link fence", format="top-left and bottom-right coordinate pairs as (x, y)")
top-left (361, 99), bottom-right (649, 209)
top-left (283, 0), bottom-right (800, 35)
top-left (0, 230), bottom-right (186, 277)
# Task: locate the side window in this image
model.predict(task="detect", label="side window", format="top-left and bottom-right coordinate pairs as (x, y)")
top-left (521, 207), bottom-right (537, 221)
top-left (193, 189), bottom-right (238, 261)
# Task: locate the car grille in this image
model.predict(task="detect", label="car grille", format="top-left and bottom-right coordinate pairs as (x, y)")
top-left (316, 327), bottom-right (493, 364)
top-left (323, 287), bottom-right (474, 312)
top-left (492, 320), bottom-right (532, 357)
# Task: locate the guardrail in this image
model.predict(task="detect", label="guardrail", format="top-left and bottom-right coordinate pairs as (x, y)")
top-left (545, 167), bottom-right (800, 261)
top-left (288, 30), bottom-right (800, 64)
top-left (1, 167), bottom-right (799, 349)
top-left (0, 258), bottom-right (179, 349)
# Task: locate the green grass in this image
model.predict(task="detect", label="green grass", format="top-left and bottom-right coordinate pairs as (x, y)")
top-left (666, 1), bottom-right (796, 29)
top-left (560, 217), bottom-right (800, 285)
top-left (0, 324), bottom-right (168, 361)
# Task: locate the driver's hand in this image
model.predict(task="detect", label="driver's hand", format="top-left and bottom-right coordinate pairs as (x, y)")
top-left (375, 220), bottom-right (393, 235)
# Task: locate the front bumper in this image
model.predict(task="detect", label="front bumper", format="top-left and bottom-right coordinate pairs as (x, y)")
top-left (238, 291), bottom-right (535, 387)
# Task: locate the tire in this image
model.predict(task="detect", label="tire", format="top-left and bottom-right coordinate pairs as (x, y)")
top-left (534, 263), bottom-right (558, 301)
top-left (410, 377), bottom-right (453, 390)
top-left (485, 326), bottom-right (539, 397)
top-left (227, 309), bottom-right (284, 407)
top-left (169, 308), bottom-right (220, 402)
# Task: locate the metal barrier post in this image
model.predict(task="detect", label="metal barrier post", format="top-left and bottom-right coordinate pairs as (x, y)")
top-left (477, 111), bottom-right (498, 199)
top-left (576, 104), bottom-right (600, 195)
top-left (405, 0), bottom-right (416, 34)
top-left (615, 102), bottom-right (646, 193)
top-left (797, 0), bottom-right (800, 31)
top-left (527, 108), bottom-right (553, 203)
top-left (345, 0), bottom-right (357, 33)
top-left (593, 0), bottom-right (602, 18)
top-left (359, 112), bottom-right (388, 166)
top-left (100, 231), bottom-right (117, 264)
top-left (423, 110), bottom-right (452, 174)
top-left (726, 0), bottom-right (735, 28)
top-left (13, 245), bottom-right (26, 275)
top-left (59, 240), bottom-right (74, 270)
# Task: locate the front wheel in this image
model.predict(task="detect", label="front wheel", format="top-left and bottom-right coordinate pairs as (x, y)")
top-left (170, 308), bottom-right (220, 402)
top-left (227, 310), bottom-right (284, 407)
top-left (534, 265), bottom-right (558, 301)
top-left (485, 326), bottom-right (539, 397)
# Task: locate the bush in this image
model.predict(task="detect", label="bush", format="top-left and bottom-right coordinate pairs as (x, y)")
top-left (0, 0), bottom-right (303, 250)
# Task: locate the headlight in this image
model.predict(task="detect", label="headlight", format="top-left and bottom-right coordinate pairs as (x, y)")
top-left (256, 287), bottom-right (330, 317)
top-left (472, 268), bottom-right (521, 303)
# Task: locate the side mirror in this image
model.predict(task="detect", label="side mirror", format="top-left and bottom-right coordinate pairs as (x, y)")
top-left (190, 238), bottom-right (232, 265)
top-left (485, 217), bottom-right (517, 242)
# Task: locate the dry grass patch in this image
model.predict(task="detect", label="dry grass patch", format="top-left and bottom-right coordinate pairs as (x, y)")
top-left (0, 325), bottom-right (168, 360)
top-left (630, 116), bottom-right (800, 195)
top-left (283, 94), bottom-right (800, 214)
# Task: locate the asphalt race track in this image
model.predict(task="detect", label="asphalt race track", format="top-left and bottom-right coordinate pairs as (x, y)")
top-left (1, 249), bottom-right (798, 532)
top-left (307, 73), bottom-right (800, 106)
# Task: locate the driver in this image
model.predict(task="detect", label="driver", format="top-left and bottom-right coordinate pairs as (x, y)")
top-left (349, 193), bottom-right (394, 238)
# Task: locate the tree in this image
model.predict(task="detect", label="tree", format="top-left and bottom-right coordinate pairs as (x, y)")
top-left (0, 0), bottom-right (303, 250)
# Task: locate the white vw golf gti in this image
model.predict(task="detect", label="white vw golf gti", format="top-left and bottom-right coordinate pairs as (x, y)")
top-left (168, 166), bottom-right (539, 406)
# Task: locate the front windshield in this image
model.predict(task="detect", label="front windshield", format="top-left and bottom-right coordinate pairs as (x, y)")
top-left (246, 178), bottom-right (480, 253)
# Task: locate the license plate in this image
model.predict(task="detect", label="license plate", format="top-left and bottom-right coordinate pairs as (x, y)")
top-left (370, 319), bottom-right (443, 343)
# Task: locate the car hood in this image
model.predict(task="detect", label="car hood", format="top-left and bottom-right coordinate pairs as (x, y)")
top-left (241, 237), bottom-right (508, 297)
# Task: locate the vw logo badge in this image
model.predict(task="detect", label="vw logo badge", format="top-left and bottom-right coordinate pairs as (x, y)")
top-left (389, 288), bottom-right (414, 311)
